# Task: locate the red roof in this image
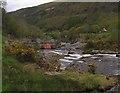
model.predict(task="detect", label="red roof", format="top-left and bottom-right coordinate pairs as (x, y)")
top-left (44, 43), bottom-right (51, 49)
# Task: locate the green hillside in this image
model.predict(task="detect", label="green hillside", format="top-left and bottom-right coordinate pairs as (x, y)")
top-left (2, 2), bottom-right (118, 51)
top-left (8, 2), bottom-right (119, 50)
top-left (11, 2), bottom-right (118, 31)
top-left (10, 2), bottom-right (118, 40)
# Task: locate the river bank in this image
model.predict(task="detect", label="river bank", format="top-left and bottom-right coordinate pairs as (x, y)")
top-left (43, 49), bottom-right (120, 92)
top-left (43, 49), bottom-right (119, 75)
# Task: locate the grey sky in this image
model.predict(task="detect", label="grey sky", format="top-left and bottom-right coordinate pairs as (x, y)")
top-left (55, 0), bottom-right (118, 2)
top-left (6, 0), bottom-right (54, 12)
top-left (5, 0), bottom-right (119, 12)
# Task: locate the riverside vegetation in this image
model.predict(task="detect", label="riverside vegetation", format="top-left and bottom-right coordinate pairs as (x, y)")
top-left (2, 40), bottom-right (118, 91)
top-left (2, 53), bottom-right (117, 91)
top-left (2, 2), bottom-right (119, 92)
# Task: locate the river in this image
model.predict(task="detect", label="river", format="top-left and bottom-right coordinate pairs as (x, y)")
top-left (43, 49), bottom-right (119, 75)
top-left (43, 49), bottom-right (120, 92)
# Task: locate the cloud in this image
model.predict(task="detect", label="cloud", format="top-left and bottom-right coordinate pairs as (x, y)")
top-left (55, 0), bottom-right (119, 2)
top-left (6, 0), bottom-right (54, 12)
top-left (6, 0), bottom-right (118, 12)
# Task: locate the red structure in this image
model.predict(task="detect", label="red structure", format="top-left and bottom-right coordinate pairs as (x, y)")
top-left (44, 43), bottom-right (52, 49)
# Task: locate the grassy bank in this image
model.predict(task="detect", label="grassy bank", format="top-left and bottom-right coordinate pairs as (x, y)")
top-left (2, 52), bottom-right (117, 91)
top-left (2, 55), bottom-right (80, 91)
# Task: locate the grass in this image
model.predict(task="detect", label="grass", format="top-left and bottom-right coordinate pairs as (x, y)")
top-left (2, 52), bottom-right (117, 91)
top-left (59, 68), bottom-right (117, 91)
top-left (2, 54), bottom-right (80, 91)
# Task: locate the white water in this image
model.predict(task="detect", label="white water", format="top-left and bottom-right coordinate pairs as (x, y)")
top-left (47, 49), bottom-right (119, 74)
top-left (59, 59), bottom-right (73, 63)
top-left (77, 61), bottom-right (84, 63)
top-left (64, 56), bottom-right (80, 60)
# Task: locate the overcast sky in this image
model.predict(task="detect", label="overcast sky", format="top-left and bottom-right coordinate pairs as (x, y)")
top-left (6, 0), bottom-right (54, 12)
top-left (5, 0), bottom-right (118, 12)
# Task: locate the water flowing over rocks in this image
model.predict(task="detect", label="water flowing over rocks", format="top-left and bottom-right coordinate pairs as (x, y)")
top-left (45, 49), bottom-right (120, 75)
top-left (42, 49), bottom-right (120, 92)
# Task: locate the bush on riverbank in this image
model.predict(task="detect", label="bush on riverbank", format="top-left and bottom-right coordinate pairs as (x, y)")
top-left (88, 62), bottom-right (97, 74)
top-left (3, 40), bottom-right (61, 72)
top-left (35, 52), bottom-right (61, 72)
top-left (84, 40), bottom-right (120, 53)
top-left (4, 41), bottom-right (36, 62)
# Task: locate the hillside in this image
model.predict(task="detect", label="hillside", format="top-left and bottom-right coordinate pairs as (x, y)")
top-left (3, 2), bottom-right (119, 51)
top-left (10, 2), bottom-right (119, 41)
top-left (11, 2), bottom-right (118, 31)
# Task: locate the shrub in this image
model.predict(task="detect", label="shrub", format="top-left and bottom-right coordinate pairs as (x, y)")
top-left (85, 41), bottom-right (95, 49)
top-left (34, 52), bottom-right (61, 72)
top-left (88, 62), bottom-right (97, 74)
top-left (4, 41), bottom-right (36, 62)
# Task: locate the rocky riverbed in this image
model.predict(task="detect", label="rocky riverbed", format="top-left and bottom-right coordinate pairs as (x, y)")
top-left (41, 49), bottom-right (120, 92)
top-left (43, 49), bottom-right (119, 75)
